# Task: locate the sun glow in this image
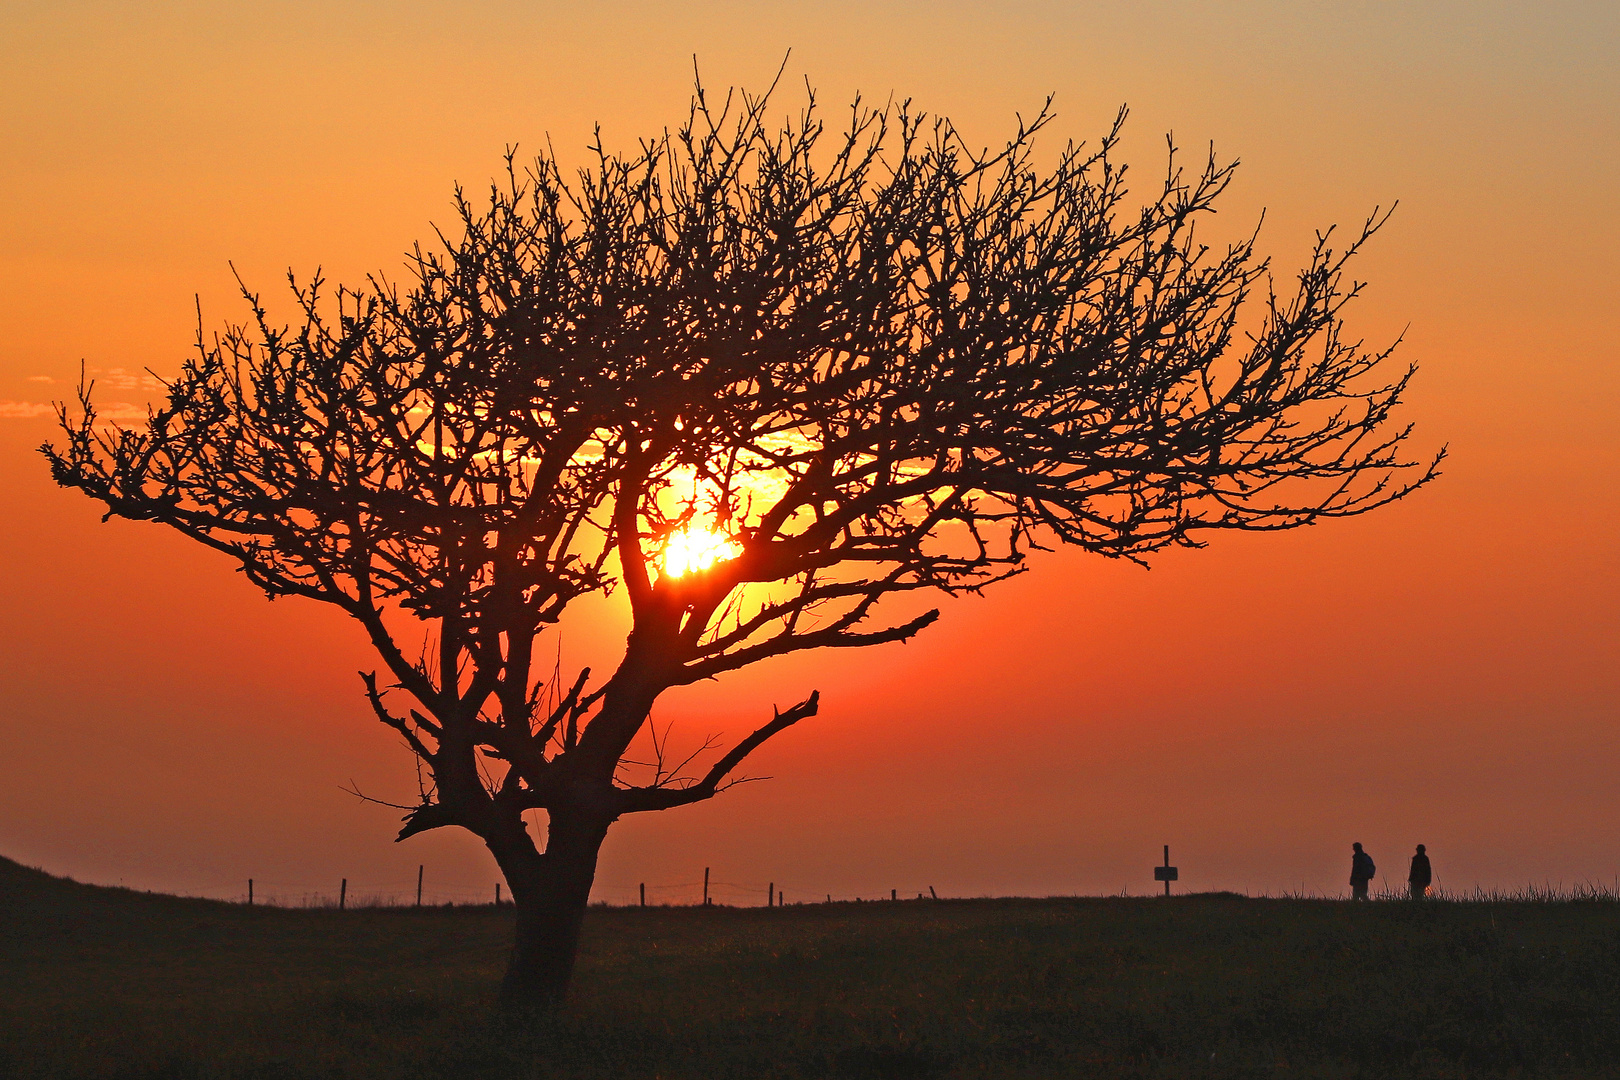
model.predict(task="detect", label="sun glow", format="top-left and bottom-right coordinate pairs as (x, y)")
top-left (661, 525), bottom-right (741, 578)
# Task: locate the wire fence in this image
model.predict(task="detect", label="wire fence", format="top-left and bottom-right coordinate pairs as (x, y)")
top-left (160, 878), bottom-right (511, 909)
top-left (588, 879), bottom-right (942, 908)
top-left (134, 871), bottom-right (949, 909)
top-left (98, 871), bottom-right (1620, 909)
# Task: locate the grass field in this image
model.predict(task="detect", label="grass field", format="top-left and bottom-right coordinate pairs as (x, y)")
top-left (3, 857), bottom-right (1619, 1079)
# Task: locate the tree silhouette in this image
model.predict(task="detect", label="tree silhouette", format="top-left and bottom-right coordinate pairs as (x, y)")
top-left (46, 78), bottom-right (1438, 1008)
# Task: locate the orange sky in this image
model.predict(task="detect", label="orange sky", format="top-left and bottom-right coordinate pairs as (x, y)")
top-left (2, 2), bottom-right (1615, 905)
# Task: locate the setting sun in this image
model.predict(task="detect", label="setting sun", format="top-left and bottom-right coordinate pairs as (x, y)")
top-left (661, 525), bottom-right (741, 578)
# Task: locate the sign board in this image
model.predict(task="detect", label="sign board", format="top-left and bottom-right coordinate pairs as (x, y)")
top-left (1155, 844), bottom-right (1179, 895)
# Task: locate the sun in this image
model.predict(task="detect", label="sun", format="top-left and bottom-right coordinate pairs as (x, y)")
top-left (661, 525), bottom-right (741, 578)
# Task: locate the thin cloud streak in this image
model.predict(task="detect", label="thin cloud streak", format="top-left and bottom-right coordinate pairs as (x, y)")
top-left (0, 401), bottom-right (52, 418)
top-left (0, 400), bottom-right (150, 422)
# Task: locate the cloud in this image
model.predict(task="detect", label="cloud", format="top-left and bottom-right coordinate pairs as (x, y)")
top-left (89, 367), bottom-right (163, 392)
top-left (0, 400), bottom-right (152, 423)
top-left (93, 402), bottom-right (152, 422)
top-left (25, 375), bottom-right (55, 384)
top-left (0, 401), bottom-right (53, 418)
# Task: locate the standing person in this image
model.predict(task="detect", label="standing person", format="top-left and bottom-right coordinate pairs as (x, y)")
top-left (1408, 844), bottom-right (1432, 899)
top-left (1350, 842), bottom-right (1376, 900)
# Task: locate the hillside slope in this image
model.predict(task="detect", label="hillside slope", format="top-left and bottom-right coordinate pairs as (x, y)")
top-left (3, 856), bottom-right (1619, 1078)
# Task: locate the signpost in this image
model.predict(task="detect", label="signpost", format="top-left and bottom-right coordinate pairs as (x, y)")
top-left (1154, 845), bottom-right (1179, 896)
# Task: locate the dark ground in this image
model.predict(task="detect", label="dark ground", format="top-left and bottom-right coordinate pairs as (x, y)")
top-left (2, 856), bottom-right (1618, 1079)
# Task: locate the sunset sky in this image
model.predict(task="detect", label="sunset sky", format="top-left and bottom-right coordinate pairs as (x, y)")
top-left (1, 1), bottom-right (1615, 905)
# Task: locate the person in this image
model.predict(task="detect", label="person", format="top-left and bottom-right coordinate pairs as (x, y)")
top-left (1408, 844), bottom-right (1432, 899)
top-left (1349, 842), bottom-right (1375, 900)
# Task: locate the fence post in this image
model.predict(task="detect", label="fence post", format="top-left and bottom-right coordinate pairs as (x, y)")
top-left (417, 865), bottom-right (423, 907)
top-left (248, 879), bottom-right (253, 906)
top-left (891, 889), bottom-right (897, 901)
top-left (495, 882), bottom-right (502, 906)
top-left (929, 886), bottom-right (937, 900)
top-left (339, 878), bottom-right (347, 910)
top-left (640, 882), bottom-right (646, 907)
top-left (768, 882), bottom-right (774, 908)
top-left (703, 867), bottom-right (710, 907)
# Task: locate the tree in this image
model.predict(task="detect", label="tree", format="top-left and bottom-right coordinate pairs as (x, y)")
top-left (46, 78), bottom-right (1439, 1008)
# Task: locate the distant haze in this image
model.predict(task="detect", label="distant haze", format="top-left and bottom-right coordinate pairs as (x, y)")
top-left (1, 1), bottom-right (1615, 905)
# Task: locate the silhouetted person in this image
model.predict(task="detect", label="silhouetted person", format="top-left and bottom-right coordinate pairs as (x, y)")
top-left (1349, 842), bottom-right (1376, 900)
top-left (1408, 844), bottom-right (1432, 899)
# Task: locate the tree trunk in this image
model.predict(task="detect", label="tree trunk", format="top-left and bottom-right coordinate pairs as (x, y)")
top-left (493, 806), bottom-right (612, 1011)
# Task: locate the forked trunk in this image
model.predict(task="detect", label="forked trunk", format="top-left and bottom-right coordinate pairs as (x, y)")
top-left (493, 807), bottom-right (612, 1011)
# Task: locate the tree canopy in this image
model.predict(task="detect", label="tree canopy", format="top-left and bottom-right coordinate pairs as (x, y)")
top-left (47, 79), bottom-right (1438, 1005)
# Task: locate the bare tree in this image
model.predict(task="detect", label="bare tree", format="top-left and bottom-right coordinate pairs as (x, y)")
top-left (45, 77), bottom-right (1438, 1008)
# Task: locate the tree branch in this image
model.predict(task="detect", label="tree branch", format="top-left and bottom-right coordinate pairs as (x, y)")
top-left (616, 691), bottom-right (820, 814)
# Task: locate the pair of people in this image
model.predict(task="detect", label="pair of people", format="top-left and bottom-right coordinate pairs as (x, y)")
top-left (1349, 842), bottom-right (1432, 899)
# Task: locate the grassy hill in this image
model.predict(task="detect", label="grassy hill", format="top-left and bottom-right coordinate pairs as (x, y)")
top-left (3, 855), bottom-right (1619, 1079)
